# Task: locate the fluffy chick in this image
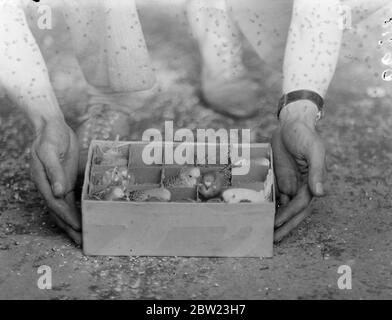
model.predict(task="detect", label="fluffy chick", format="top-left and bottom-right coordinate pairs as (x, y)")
top-left (126, 190), bottom-right (150, 202)
top-left (90, 186), bottom-right (125, 201)
top-left (199, 165), bottom-right (232, 199)
top-left (163, 167), bottom-right (201, 188)
top-left (126, 188), bottom-right (171, 202)
top-left (102, 166), bottom-right (135, 188)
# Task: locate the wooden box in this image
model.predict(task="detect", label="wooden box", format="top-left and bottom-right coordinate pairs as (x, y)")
top-left (82, 140), bottom-right (276, 257)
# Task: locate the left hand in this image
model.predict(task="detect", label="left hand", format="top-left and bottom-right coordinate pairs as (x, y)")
top-left (271, 113), bottom-right (326, 242)
top-left (30, 119), bottom-right (81, 245)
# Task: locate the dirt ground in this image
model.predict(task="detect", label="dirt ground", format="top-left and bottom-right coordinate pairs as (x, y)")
top-left (0, 1), bottom-right (392, 300)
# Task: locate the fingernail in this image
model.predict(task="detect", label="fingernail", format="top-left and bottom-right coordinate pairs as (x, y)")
top-left (53, 182), bottom-right (64, 196)
top-left (316, 183), bottom-right (323, 195)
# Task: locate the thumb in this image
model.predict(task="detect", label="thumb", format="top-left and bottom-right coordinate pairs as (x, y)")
top-left (305, 137), bottom-right (326, 197)
top-left (38, 145), bottom-right (67, 198)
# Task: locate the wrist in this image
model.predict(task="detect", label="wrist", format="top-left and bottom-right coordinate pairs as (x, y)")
top-left (26, 98), bottom-right (65, 134)
top-left (31, 111), bottom-right (65, 135)
top-left (12, 88), bottom-right (65, 134)
top-left (279, 100), bottom-right (320, 128)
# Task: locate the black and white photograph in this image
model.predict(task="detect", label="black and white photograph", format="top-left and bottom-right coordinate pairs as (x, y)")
top-left (0, 0), bottom-right (391, 303)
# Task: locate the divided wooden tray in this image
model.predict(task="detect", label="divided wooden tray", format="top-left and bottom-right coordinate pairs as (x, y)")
top-left (82, 140), bottom-right (276, 257)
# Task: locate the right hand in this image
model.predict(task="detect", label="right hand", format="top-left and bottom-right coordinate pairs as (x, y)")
top-left (272, 104), bottom-right (326, 242)
top-left (30, 119), bottom-right (82, 245)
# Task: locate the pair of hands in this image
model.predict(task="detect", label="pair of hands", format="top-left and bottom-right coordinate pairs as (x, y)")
top-left (30, 114), bottom-right (325, 246)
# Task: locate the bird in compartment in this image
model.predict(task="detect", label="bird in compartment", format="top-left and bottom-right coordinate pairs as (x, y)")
top-left (90, 186), bottom-right (126, 201)
top-left (163, 167), bottom-right (201, 188)
top-left (126, 188), bottom-right (171, 202)
top-left (91, 187), bottom-right (171, 202)
top-left (102, 166), bottom-right (135, 189)
top-left (198, 164), bottom-right (232, 200)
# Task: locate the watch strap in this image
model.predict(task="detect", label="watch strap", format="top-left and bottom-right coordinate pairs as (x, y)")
top-left (277, 90), bottom-right (324, 120)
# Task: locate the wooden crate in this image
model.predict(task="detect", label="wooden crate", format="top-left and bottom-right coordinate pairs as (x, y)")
top-left (82, 141), bottom-right (276, 257)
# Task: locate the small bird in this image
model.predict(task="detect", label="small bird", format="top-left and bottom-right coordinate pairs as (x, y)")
top-left (90, 186), bottom-right (125, 201)
top-left (126, 188), bottom-right (171, 202)
top-left (102, 166), bottom-right (135, 189)
top-left (126, 190), bottom-right (150, 202)
top-left (104, 187), bottom-right (126, 201)
top-left (163, 167), bottom-right (201, 188)
top-left (90, 166), bottom-right (136, 201)
top-left (198, 164), bottom-right (232, 200)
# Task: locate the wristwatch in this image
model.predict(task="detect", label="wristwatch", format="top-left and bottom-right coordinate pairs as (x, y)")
top-left (277, 90), bottom-right (324, 121)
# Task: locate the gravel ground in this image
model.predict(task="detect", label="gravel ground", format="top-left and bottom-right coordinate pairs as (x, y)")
top-left (0, 1), bottom-right (391, 300)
